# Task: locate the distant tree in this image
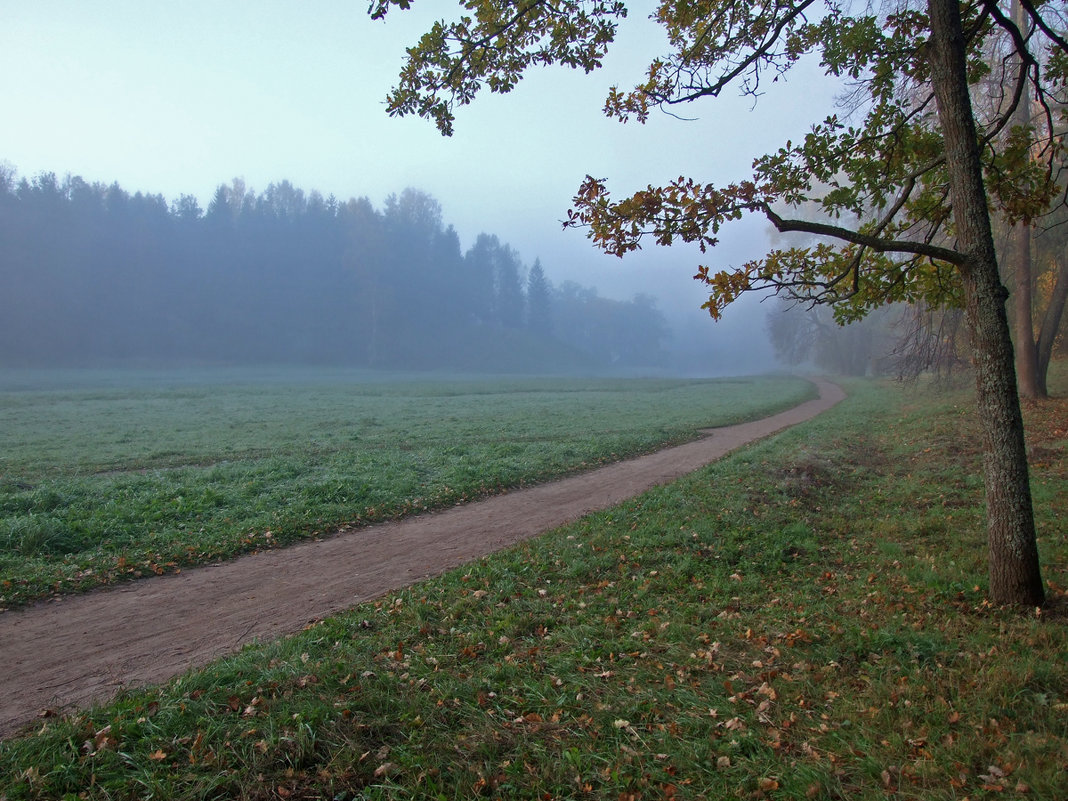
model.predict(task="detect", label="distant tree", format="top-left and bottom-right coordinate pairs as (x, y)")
top-left (889, 302), bottom-right (969, 381)
top-left (340, 195), bottom-right (387, 365)
top-left (464, 233), bottom-right (503, 326)
top-left (370, 0), bottom-right (1068, 606)
top-left (766, 300), bottom-right (895, 376)
top-left (617, 293), bottom-right (670, 366)
top-left (551, 281), bottom-right (669, 366)
top-left (260, 179), bottom-right (307, 221)
top-left (171, 194), bottom-right (202, 222)
top-left (0, 161), bottom-right (14, 194)
top-left (526, 258), bottom-right (553, 336)
top-left (205, 185), bottom-right (234, 227)
top-left (494, 243), bottom-right (526, 328)
top-left (0, 167), bottom-right (680, 373)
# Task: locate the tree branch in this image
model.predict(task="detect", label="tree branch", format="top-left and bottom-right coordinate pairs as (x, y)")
top-left (1018, 0), bottom-right (1068, 54)
top-left (656, 0), bottom-right (821, 105)
top-left (761, 204), bottom-right (965, 264)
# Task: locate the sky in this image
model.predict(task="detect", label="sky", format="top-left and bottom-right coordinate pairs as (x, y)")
top-left (1, 1), bottom-right (841, 370)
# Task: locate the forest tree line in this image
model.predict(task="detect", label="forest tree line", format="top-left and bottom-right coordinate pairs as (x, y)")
top-left (0, 167), bottom-right (670, 371)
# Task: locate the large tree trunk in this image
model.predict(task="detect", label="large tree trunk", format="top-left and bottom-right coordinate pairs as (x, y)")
top-left (927, 0), bottom-right (1044, 606)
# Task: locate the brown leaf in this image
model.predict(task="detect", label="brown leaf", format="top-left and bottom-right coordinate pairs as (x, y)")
top-left (93, 725), bottom-right (114, 752)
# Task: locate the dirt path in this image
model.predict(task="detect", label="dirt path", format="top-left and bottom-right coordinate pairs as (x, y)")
top-left (0, 378), bottom-right (844, 739)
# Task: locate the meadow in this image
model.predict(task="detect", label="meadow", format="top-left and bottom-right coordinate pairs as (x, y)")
top-left (0, 368), bottom-right (815, 608)
top-left (0, 371), bottom-right (1064, 800)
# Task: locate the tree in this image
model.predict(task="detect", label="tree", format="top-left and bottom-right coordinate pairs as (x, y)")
top-left (889, 301), bottom-right (969, 380)
top-left (526, 258), bottom-right (553, 336)
top-left (988, 0), bottom-right (1068, 399)
top-left (464, 233), bottom-right (506, 326)
top-left (766, 300), bottom-right (897, 376)
top-left (494, 242), bottom-right (527, 328)
top-left (370, 0), bottom-right (1068, 606)
top-left (1032, 211), bottom-right (1068, 377)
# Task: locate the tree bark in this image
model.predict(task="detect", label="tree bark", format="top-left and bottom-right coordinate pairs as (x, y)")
top-left (926, 0), bottom-right (1044, 605)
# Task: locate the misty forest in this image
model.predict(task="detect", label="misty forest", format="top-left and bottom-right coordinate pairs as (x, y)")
top-left (0, 168), bottom-right (670, 371)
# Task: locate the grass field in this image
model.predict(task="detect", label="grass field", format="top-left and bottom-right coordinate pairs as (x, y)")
top-left (0, 370), bottom-right (1064, 800)
top-left (0, 369), bottom-right (815, 608)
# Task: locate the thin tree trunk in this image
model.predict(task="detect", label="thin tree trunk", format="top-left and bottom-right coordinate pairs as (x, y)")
top-left (926, 0), bottom-right (1044, 606)
top-left (1009, 0), bottom-right (1044, 398)
top-left (1036, 249), bottom-right (1068, 391)
top-left (1011, 223), bottom-right (1043, 396)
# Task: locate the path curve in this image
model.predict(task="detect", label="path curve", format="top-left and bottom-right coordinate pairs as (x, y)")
top-left (0, 378), bottom-right (844, 739)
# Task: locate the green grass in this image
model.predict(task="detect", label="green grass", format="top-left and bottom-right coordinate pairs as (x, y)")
top-left (0, 369), bottom-right (815, 607)
top-left (1, 370), bottom-right (1064, 800)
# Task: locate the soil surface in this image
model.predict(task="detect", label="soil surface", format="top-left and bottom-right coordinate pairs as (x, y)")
top-left (0, 379), bottom-right (844, 740)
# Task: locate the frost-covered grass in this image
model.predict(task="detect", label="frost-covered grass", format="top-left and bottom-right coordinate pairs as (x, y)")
top-left (0, 368), bottom-right (814, 607)
top-left (1, 372), bottom-right (1064, 800)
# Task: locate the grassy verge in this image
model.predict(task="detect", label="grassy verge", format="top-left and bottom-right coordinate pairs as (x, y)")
top-left (0, 372), bottom-right (813, 608)
top-left (1, 374), bottom-right (1065, 800)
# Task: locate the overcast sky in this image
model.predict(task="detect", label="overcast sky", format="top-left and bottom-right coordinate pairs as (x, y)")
top-left (2, 1), bottom-right (840, 362)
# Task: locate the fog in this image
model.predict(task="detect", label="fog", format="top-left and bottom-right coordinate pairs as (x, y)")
top-left (0, 173), bottom-right (734, 373)
top-left (0, 168), bottom-right (784, 375)
top-left (0, 2), bottom-right (840, 375)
